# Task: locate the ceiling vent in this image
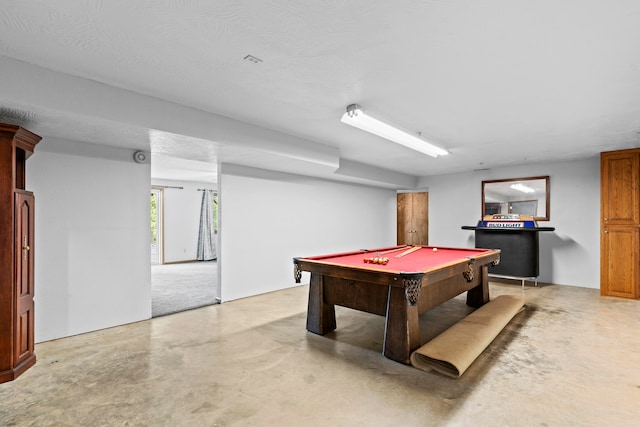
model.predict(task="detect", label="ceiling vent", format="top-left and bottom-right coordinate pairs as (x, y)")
top-left (243, 54), bottom-right (263, 64)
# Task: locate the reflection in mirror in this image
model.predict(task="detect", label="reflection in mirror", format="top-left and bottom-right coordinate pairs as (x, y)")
top-left (482, 176), bottom-right (550, 221)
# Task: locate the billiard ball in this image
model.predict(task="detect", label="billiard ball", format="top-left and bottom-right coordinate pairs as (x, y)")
top-left (432, 247), bottom-right (438, 252)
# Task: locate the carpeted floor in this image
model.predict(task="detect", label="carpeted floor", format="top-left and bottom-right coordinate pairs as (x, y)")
top-left (151, 261), bottom-right (217, 317)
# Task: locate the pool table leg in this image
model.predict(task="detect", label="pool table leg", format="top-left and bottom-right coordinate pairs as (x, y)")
top-left (383, 285), bottom-right (420, 364)
top-left (306, 273), bottom-right (336, 335)
top-left (466, 264), bottom-right (490, 307)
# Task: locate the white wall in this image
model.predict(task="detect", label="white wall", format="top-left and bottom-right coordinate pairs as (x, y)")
top-left (219, 165), bottom-right (397, 302)
top-left (22, 139), bottom-right (601, 344)
top-left (419, 157), bottom-right (601, 288)
top-left (152, 179), bottom-right (216, 263)
top-left (27, 139), bottom-right (151, 342)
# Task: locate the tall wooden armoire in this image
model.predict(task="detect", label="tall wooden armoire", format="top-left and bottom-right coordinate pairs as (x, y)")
top-left (397, 192), bottom-right (429, 246)
top-left (601, 148), bottom-right (640, 299)
top-left (0, 124), bottom-right (41, 384)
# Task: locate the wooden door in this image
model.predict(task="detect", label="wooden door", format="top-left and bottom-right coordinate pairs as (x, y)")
top-left (397, 192), bottom-right (428, 245)
top-left (601, 226), bottom-right (639, 298)
top-left (14, 192), bottom-right (35, 365)
top-left (601, 150), bottom-right (640, 299)
top-left (397, 193), bottom-right (411, 245)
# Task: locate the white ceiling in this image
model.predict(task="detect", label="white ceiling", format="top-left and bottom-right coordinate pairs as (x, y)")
top-left (2, 1), bottom-right (640, 187)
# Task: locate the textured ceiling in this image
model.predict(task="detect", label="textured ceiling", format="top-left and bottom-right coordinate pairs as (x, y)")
top-left (1, 1), bottom-right (640, 186)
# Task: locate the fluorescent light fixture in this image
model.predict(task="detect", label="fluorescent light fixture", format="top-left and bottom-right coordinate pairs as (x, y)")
top-left (340, 104), bottom-right (448, 157)
top-left (510, 183), bottom-right (535, 193)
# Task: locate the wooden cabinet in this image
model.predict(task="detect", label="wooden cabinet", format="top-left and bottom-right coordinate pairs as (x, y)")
top-left (397, 192), bottom-right (429, 246)
top-left (0, 124), bottom-right (41, 384)
top-left (601, 226), bottom-right (639, 298)
top-left (601, 150), bottom-right (639, 225)
top-left (601, 149), bottom-right (640, 299)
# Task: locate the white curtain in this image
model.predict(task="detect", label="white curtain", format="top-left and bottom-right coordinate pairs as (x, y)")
top-left (196, 189), bottom-right (217, 261)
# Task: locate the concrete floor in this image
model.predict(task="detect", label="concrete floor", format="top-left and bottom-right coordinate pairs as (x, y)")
top-left (1, 282), bottom-right (639, 426)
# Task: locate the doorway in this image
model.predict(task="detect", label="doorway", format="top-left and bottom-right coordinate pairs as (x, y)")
top-left (150, 184), bottom-right (218, 317)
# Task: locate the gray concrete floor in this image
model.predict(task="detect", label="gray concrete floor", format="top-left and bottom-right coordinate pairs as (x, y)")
top-left (1, 282), bottom-right (639, 426)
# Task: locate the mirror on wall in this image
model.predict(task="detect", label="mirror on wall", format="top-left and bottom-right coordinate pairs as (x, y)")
top-left (482, 176), bottom-right (550, 221)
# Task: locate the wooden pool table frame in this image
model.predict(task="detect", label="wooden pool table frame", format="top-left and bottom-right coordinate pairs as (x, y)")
top-left (293, 246), bottom-right (501, 364)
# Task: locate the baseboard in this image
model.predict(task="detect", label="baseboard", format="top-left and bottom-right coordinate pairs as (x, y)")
top-left (162, 259), bottom-right (199, 265)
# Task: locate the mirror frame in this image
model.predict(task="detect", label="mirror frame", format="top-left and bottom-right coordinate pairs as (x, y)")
top-left (481, 176), bottom-right (550, 221)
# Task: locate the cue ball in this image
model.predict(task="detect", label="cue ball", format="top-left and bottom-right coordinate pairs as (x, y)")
top-left (432, 247), bottom-right (438, 252)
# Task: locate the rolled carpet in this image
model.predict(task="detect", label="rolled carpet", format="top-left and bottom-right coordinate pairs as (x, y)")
top-left (410, 294), bottom-right (525, 378)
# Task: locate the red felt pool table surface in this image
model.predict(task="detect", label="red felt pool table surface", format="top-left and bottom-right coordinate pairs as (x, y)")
top-left (301, 245), bottom-right (496, 274)
top-left (294, 245), bottom-right (501, 364)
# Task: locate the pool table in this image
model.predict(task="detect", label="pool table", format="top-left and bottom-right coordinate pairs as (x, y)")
top-left (293, 245), bottom-right (501, 364)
